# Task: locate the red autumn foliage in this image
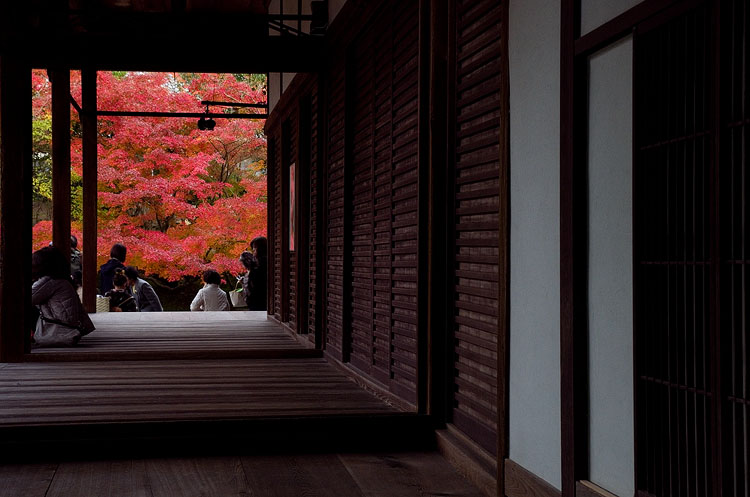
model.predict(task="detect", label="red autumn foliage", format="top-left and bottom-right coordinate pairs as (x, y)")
top-left (32, 71), bottom-right (267, 281)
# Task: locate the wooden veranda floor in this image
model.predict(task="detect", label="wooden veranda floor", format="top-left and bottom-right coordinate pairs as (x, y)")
top-left (2, 313), bottom-right (432, 460)
top-left (0, 451), bottom-right (485, 497)
top-left (29, 311), bottom-right (318, 361)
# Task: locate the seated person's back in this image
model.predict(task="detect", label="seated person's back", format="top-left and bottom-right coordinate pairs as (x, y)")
top-left (190, 269), bottom-right (229, 311)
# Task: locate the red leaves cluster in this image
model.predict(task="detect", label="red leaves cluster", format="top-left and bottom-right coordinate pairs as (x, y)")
top-left (32, 71), bottom-right (267, 281)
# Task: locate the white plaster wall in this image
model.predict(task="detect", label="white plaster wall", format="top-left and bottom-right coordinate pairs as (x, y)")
top-left (508, 0), bottom-right (561, 489)
top-left (587, 36), bottom-right (634, 497)
top-left (580, 0), bottom-right (640, 35)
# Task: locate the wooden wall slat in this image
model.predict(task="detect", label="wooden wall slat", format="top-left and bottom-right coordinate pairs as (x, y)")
top-left (308, 86), bottom-right (319, 343)
top-left (348, 24), bottom-right (376, 374)
top-left (449, 0), bottom-right (503, 455)
top-left (326, 59), bottom-right (347, 360)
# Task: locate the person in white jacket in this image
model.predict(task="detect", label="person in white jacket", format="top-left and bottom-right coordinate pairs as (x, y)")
top-left (190, 269), bottom-right (230, 311)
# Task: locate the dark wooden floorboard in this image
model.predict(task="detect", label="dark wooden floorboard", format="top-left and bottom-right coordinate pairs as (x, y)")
top-left (144, 457), bottom-right (250, 497)
top-left (0, 463), bottom-right (57, 497)
top-left (339, 452), bottom-right (487, 497)
top-left (241, 454), bottom-right (364, 497)
top-left (45, 460), bottom-right (150, 497)
top-left (29, 312), bottom-right (306, 360)
top-left (0, 358), bottom-right (394, 426)
top-left (0, 452), bottom-right (483, 497)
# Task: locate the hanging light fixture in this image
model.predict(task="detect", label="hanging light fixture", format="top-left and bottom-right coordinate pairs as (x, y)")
top-left (197, 105), bottom-right (216, 131)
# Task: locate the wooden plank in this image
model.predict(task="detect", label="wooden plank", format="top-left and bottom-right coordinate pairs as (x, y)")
top-left (339, 452), bottom-right (485, 497)
top-left (0, 463), bottom-right (57, 497)
top-left (242, 454), bottom-right (363, 497)
top-left (144, 458), bottom-right (250, 497)
top-left (46, 460), bottom-right (150, 497)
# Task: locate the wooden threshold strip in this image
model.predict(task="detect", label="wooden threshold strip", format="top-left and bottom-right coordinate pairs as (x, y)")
top-left (504, 459), bottom-right (560, 497)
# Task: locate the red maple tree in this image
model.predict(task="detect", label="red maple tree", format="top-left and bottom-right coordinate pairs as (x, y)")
top-left (32, 71), bottom-right (267, 282)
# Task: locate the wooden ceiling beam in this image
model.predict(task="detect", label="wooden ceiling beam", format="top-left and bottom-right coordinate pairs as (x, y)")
top-left (23, 35), bottom-right (324, 73)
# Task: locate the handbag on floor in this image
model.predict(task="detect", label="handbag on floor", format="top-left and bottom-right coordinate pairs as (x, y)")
top-left (229, 280), bottom-right (246, 307)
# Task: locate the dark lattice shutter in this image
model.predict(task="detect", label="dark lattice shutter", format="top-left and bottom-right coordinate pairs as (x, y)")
top-left (308, 85), bottom-right (319, 344)
top-left (371, 7), bottom-right (395, 386)
top-left (634, 6), bottom-right (712, 496)
top-left (722, 0), bottom-right (750, 495)
top-left (285, 115), bottom-right (298, 328)
top-left (267, 133), bottom-right (277, 317)
top-left (349, 25), bottom-right (376, 374)
top-left (326, 60), bottom-right (347, 359)
top-left (271, 131), bottom-right (283, 322)
top-left (388, 0), bottom-right (420, 404)
top-left (449, 0), bottom-right (503, 454)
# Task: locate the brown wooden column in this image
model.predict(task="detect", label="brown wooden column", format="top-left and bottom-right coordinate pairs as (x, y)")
top-left (50, 68), bottom-right (71, 262)
top-left (81, 68), bottom-right (97, 312)
top-left (0, 56), bottom-right (32, 361)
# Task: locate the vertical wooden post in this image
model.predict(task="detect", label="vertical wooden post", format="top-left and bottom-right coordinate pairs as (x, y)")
top-left (50, 68), bottom-right (71, 263)
top-left (561, 0), bottom-right (588, 496)
top-left (416, 0), bottom-right (432, 416)
top-left (81, 68), bottom-right (97, 312)
top-left (0, 56), bottom-right (32, 361)
top-left (496, 2), bottom-right (511, 495)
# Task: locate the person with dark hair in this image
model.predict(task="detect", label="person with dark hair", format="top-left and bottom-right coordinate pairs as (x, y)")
top-left (238, 236), bottom-right (268, 311)
top-left (99, 243), bottom-right (127, 295)
top-left (104, 269), bottom-right (137, 312)
top-left (70, 235), bottom-right (82, 275)
top-left (190, 269), bottom-right (229, 311)
top-left (124, 266), bottom-right (163, 312)
top-left (31, 246), bottom-right (95, 346)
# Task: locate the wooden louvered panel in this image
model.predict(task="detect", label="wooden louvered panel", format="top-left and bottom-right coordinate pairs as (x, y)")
top-left (288, 251), bottom-right (296, 327)
top-left (348, 23), bottom-right (376, 374)
top-left (308, 86), bottom-right (319, 343)
top-left (388, 0), bottom-right (419, 405)
top-left (634, 6), bottom-right (712, 496)
top-left (271, 133), bottom-right (283, 322)
top-left (285, 114), bottom-right (298, 328)
top-left (370, 9), bottom-right (394, 386)
top-left (450, 0), bottom-right (502, 455)
top-left (326, 62), bottom-right (347, 358)
top-left (267, 135), bottom-right (277, 317)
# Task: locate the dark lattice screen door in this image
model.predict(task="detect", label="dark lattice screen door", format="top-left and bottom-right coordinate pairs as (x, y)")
top-left (634, 4), bottom-right (712, 497)
top-left (635, 1), bottom-right (750, 495)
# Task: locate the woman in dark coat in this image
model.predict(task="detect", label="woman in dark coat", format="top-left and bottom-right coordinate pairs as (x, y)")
top-left (240, 236), bottom-right (267, 311)
top-left (32, 246), bottom-right (95, 346)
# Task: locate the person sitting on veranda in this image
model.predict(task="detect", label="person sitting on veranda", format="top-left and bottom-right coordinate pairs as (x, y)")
top-left (124, 266), bottom-right (163, 312)
top-left (100, 243), bottom-right (127, 295)
top-left (190, 269), bottom-right (229, 311)
top-left (104, 269), bottom-right (137, 312)
top-left (31, 246), bottom-right (95, 346)
top-left (239, 236), bottom-right (268, 311)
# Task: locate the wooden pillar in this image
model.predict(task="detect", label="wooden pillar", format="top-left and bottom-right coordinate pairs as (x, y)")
top-left (0, 56), bottom-right (32, 361)
top-left (81, 68), bottom-right (97, 312)
top-left (426, 0), bottom-right (448, 425)
top-left (416, 0), bottom-right (431, 415)
top-left (50, 68), bottom-right (71, 263)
